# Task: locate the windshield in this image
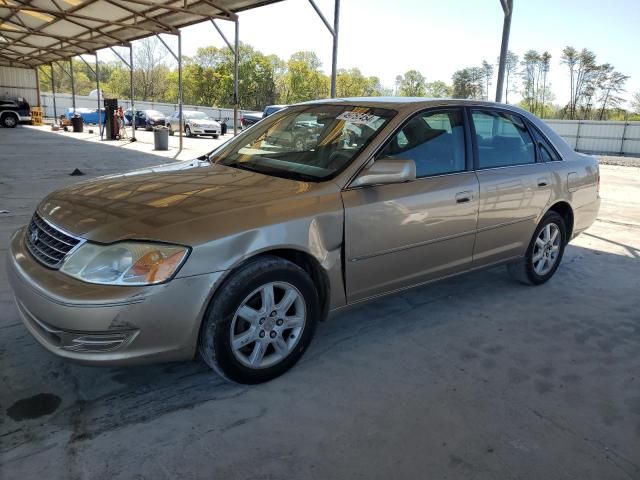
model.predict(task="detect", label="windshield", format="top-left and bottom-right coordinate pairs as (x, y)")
top-left (186, 111), bottom-right (208, 120)
top-left (213, 104), bottom-right (395, 181)
top-left (147, 110), bottom-right (163, 117)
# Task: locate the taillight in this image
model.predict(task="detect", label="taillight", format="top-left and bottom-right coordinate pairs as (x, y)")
top-left (240, 118), bottom-right (245, 126)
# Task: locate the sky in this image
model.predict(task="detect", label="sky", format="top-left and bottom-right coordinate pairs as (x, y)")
top-left (138, 0), bottom-right (640, 107)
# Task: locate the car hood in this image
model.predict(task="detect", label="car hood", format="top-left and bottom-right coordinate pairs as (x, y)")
top-left (37, 161), bottom-right (327, 245)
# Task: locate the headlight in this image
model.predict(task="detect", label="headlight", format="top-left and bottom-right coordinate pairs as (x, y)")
top-left (192, 122), bottom-right (200, 127)
top-left (60, 242), bottom-right (189, 286)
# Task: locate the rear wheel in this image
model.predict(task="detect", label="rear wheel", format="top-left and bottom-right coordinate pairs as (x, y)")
top-left (168, 124), bottom-right (174, 136)
top-left (1, 112), bottom-right (18, 128)
top-left (507, 211), bottom-right (566, 285)
top-left (199, 256), bottom-right (319, 384)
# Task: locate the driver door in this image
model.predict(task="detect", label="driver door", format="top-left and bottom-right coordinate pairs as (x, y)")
top-left (342, 108), bottom-right (479, 302)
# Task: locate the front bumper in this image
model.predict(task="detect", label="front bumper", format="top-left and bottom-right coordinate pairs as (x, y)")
top-left (191, 126), bottom-right (218, 135)
top-left (7, 227), bottom-right (224, 366)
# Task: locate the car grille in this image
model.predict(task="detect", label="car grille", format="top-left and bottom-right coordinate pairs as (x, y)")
top-left (25, 213), bottom-right (82, 269)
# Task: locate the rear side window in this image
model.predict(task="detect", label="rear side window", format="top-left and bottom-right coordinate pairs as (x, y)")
top-left (529, 124), bottom-right (562, 162)
top-left (378, 109), bottom-right (466, 177)
top-left (472, 110), bottom-right (535, 168)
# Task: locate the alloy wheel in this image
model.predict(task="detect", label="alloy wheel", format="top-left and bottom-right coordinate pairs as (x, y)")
top-left (532, 222), bottom-right (561, 276)
top-left (230, 281), bottom-right (306, 369)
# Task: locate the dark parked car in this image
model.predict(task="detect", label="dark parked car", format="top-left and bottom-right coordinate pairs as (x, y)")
top-left (124, 109), bottom-right (166, 130)
top-left (0, 96), bottom-right (31, 128)
top-left (263, 104), bottom-right (287, 117)
top-left (240, 111), bottom-right (263, 129)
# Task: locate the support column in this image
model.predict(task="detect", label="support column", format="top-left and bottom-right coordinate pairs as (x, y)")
top-left (34, 68), bottom-right (41, 107)
top-left (330, 0), bottom-right (339, 98)
top-left (95, 52), bottom-right (102, 140)
top-left (69, 58), bottom-right (76, 112)
top-left (233, 19), bottom-right (239, 136)
top-left (50, 63), bottom-right (57, 121)
top-left (178, 30), bottom-right (183, 151)
top-left (129, 45), bottom-right (136, 140)
top-left (495, 0), bottom-right (513, 103)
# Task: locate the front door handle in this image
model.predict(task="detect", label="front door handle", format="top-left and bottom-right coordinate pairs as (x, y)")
top-left (537, 177), bottom-right (549, 187)
top-left (455, 191), bottom-right (474, 204)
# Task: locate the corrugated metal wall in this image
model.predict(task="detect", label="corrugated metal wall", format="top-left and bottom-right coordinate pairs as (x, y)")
top-left (0, 66), bottom-right (38, 106)
top-left (545, 120), bottom-right (640, 156)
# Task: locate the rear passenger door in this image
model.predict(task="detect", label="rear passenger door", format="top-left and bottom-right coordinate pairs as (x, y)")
top-left (470, 108), bottom-right (551, 267)
top-left (343, 108), bottom-right (480, 301)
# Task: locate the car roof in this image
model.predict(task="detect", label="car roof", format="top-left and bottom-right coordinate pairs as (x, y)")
top-left (294, 97), bottom-right (529, 114)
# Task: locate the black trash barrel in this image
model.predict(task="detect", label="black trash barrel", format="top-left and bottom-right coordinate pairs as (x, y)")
top-left (71, 114), bottom-right (83, 133)
top-left (220, 120), bottom-right (228, 135)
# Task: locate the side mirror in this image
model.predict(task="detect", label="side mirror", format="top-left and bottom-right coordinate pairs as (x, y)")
top-left (350, 159), bottom-right (416, 188)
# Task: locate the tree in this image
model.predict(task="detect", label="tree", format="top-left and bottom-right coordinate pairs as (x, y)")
top-left (499, 50), bottom-right (519, 103)
top-left (561, 46), bottom-right (600, 119)
top-left (452, 67), bottom-right (484, 99)
top-left (632, 91), bottom-right (640, 114)
top-left (336, 68), bottom-right (384, 97)
top-left (481, 60), bottom-right (494, 101)
top-left (279, 51), bottom-right (329, 103)
top-left (520, 50), bottom-right (552, 117)
top-left (397, 70), bottom-right (427, 96)
top-left (424, 80), bottom-right (451, 98)
top-left (134, 37), bottom-right (170, 101)
top-left (595, 65), bottom-right (629, 120)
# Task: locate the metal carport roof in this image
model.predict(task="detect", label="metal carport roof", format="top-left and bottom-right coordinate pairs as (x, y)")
top-left (0, 0), bottom-right (283, 68)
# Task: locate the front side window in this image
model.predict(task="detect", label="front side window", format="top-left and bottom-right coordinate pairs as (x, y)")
top-left (377, 109), bottom-right (466, 177)
top-left (472, 110), bottom-right (535, 168)
top-left (213, 105), bottom-right (395, 181)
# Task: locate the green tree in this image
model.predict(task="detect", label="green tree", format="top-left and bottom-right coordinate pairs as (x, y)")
top-left (481, 60), bottom-right (494, 101)
top-left (424, 80), bottom-right (451, 98)
top-left (452, 67), bottom-right (483, 99)
top-left (397, 70), bottom-right (427, 96)
top-left (279, 51), bottom-right (329, 103)
top-left (632, 91), bottom-right (640, 114)
top-left (595, 65), bottom-right (629, 120)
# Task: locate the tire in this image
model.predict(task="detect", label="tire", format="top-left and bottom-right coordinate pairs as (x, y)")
top-left (212, 134), bottom-right (219, 139)
top-left (507, 211), bottom-right (566, 285)
top-left (168, 125), bottom-right (174, 136)
top-left (1, 112), bottom-right (19, 128)
top-left (185, 126), bottom-right (192, 137)
top-left (199, 256), bottom-right (320, 384)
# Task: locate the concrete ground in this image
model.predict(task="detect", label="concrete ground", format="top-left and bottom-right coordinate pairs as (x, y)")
top-left (1, 125), bottom-right (639, 480)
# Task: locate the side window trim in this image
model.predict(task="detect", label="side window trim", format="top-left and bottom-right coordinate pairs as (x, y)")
top-left (373, 106), bottom-right (471, 178)
top-left (468, 107), bottom-right (537, 170)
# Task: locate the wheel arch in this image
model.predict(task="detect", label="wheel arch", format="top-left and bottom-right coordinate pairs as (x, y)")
top-left (546, 201), bottom-right (574, 243)
top-left (207, 247), bottom-right (331, 323)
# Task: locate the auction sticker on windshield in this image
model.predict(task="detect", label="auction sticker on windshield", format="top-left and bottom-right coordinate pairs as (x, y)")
top-left (337, 111), bottom-right (380, 125)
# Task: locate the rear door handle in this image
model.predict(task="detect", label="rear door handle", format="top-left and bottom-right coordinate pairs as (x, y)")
top-left (537, 177), bottom-right (549, 187)
top-left (455, 191), bottom-right (474, 204)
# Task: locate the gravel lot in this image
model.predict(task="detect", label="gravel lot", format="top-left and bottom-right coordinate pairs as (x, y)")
top-left (1, 126), bottom-right (639, 479)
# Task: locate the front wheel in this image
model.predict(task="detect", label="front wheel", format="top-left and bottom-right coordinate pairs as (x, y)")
top-left (199, 256), bottom-right (319, 384)
top-left (185, 126), bottom-right (192, 137)
top-left (212, 134), bottom-right (219, 139)
top-left (1, 113), bottom-right (18, 128)
top-left (507, 211), bottom-right (566, 285)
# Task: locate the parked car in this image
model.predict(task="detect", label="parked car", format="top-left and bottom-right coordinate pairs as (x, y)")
top-left (8, 98), bottom-right (600, 384)
top-left (0, 96), bottom-right (31, 128)
top-left (166, 110), bottom-right (221, 138)
top-left (263, 104), bottom-right (287, 118)
top-left (124, 109), bottom-right (166, 130)
top-left (240, 111), bottom-right (263, 129)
